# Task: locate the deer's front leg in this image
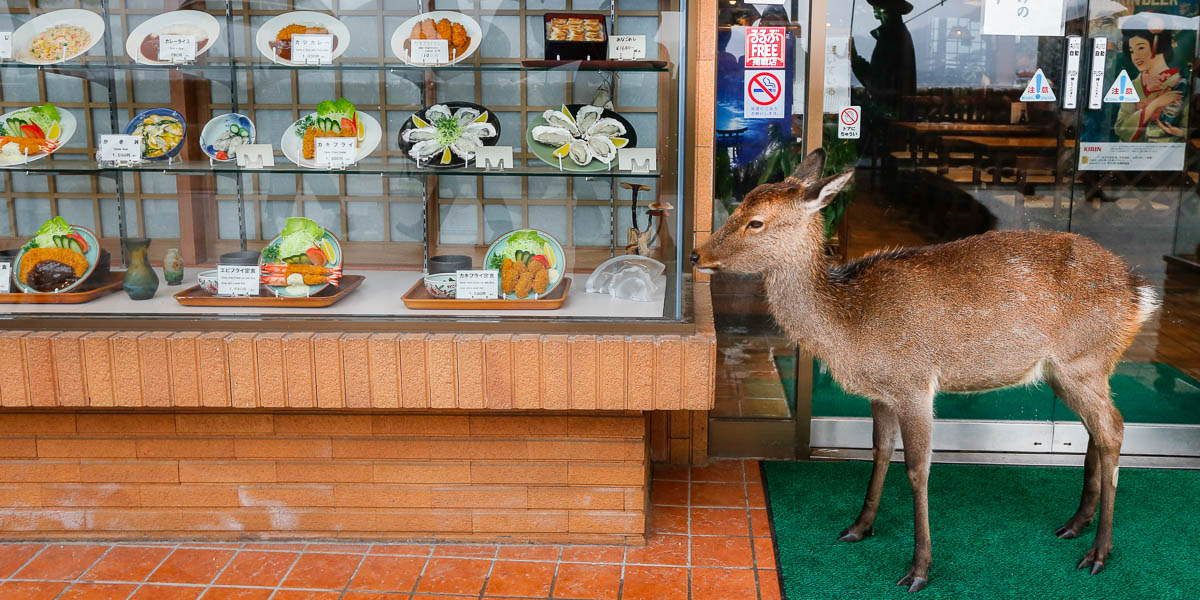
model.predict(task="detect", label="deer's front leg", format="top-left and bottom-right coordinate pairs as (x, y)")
top-left (896, 401), bottom-right (934, 593)
top-left (839, 400), bottom-right (898, 542)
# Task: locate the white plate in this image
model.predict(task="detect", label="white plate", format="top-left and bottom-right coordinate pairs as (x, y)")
top-left (124, 10), bottom-right (222, 65)
top-left (390, 11), bottom-right (482, 66)
top-left (0, 107), bottom-right (76, 167)
top-left (255, 11), bottom-right (349, 66)
top-left (12, 9), bottom-right (105, 65)
top-left (280, 112), bottom-right (382, 169)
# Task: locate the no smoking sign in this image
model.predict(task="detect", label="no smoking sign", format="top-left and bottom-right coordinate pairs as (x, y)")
top-left (744, 70), bottom-right (785, 119)
top-left (838, 106), bottom-right (861, 139)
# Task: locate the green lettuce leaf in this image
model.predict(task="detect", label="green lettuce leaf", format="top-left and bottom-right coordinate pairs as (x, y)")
top-left (30, 216), bottom-right (71, 249)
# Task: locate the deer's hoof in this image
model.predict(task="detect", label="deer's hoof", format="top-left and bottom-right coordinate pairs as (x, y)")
top-left (1076, 547), bottom-right (1109, 573)
top-left (1054, 525), bottom-right (1079, 539)
top-left (896, 573), bottom-right (928, 593)
top-left (837, 526), bottom-right (873, 543)
top-left (1090, 561), bottom-right (1105, 575)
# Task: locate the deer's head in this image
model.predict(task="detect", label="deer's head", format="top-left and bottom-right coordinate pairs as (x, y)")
top-left (692, 149), bottom-right (853, 274)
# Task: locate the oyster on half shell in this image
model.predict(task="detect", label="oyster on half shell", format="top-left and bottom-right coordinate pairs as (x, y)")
top-left (585, 117), bottom-right (626, 138)
top-left (532, 125), bottom-right (576, 147)
top-left (542, 108), bottom-right (580, 135)
top-left (404, 104), bottom-right (499, 165)
top-left (586, 134), bottom-right (618, 165)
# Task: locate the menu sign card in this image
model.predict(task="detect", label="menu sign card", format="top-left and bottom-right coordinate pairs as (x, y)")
top-left (291, 33), bottom-right (334, 64)
top-left (0, 32), bottom-right (12, 60)
top-left (314, 137), bottom-right (356, 168)
top-left (158, 35), bottom-right (197, 63)
top-left (98, 135), bottom-right (143, 165)
top-left (609, 35), bottom-right (646, 60)
top-left (409, 39), bottom-right (450, 64)
top-left (0, 262), bottom-right (10, 293)
top-left (217, 265), bottom-right (260, 296)
top-left (455, 270), bottom-right (499, 300)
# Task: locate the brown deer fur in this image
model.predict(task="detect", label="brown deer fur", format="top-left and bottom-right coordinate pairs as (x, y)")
top-left (692, 149), bottom-right (1159, 593)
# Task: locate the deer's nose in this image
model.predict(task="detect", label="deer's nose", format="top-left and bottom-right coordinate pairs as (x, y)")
top-left (689, 251), bottom-right (700, 266)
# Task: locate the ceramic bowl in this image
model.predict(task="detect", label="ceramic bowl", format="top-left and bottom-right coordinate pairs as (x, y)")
top-left (197, 269), bottom-right (218, 294)
top-left (428, 254), bottom-right (472, 274)
top-left (124, 108), bottom-right (187, 160)
top-left (423, 273), bottom-right (456, 299)
top-left (200, 113), bottom-right (255, 162)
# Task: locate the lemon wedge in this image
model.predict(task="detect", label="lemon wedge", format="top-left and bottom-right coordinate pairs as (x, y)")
top-left (544, 242), bottom-right (556, 268)
top-left (559, 105), bottom-right (577, 126)
top-left (356, 117), bottom-right (366, 142)
top-left (609, 137), bottom-right (629, 148)
top-left (474, 111), bottom-right (490, 124)
top-left (47, 122), bottom-right (61, 140)
top-left (552, 144), bottom-right (571, 158)
top-left (319, 239), bottom-right (337, 263)
top-left (412, 115), bottom-right (429, 128)
top-left (440, 148), bottom-right (453, 164)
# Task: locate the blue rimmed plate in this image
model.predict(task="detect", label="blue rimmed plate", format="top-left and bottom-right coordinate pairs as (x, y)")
top-left (11, 225), bottom-right (100, 294)
top-left (482, 229), bottom-right (567, 299)
top-left (258, 230), bottom-right (343, 298)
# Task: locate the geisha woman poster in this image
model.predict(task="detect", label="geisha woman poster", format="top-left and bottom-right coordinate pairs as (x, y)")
top-left (1078, 0), bottom-right (1198, 171)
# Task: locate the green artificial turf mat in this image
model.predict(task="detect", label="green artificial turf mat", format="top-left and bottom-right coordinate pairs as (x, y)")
top-left (776, 356), bottom-right (1200, 424)
top-left (763, 460), bottom-right (1200, 600)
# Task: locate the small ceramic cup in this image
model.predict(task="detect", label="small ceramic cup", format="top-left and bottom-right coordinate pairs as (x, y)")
top-left (197, 270), bottom-right (219, 295)
top-left (423, 273), bottom-right (457, 299)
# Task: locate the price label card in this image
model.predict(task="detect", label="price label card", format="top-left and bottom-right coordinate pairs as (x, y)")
top-left (158, 34), bottom-right (197, 63)
top-left (0, 262), bottom-right (10, 294)
top-left (217, 265), bottom-right (261, 296)
top-left (0, 32), bottom-right (12, 60)
top-left (475, 146), bottom-right (513, 170)
top-left (409, 39), bottom-right (449, 65)
top-left (618, 148), bottom-right (657, 173)
top-left (235, 144), bottom-right (275, 169)
top-left (98, 135), bottom-right (143, 164)
top-left (608, 35), bottom-right (646, 60)
top-left (290, 33), bottom-right (333, 64)
top-left (314, 137), bottom-right (357, 167)
top-left (455, 270), bottom-right (499, 300)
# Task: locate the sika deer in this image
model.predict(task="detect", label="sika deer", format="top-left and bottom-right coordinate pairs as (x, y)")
top-left (691, 149), bottom-right (1160, 592)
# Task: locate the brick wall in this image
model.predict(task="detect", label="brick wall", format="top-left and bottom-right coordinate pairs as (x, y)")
top-left (0, 411), bottom-right (648, 543)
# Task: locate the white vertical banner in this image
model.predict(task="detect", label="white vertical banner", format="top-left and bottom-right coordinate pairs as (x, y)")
top-left (1063, 36), bottom-right (1082, 109)
top-left (1088, 37), bottom-right (1108, 110)
top-left (823, 36), bottom-right (851, 114)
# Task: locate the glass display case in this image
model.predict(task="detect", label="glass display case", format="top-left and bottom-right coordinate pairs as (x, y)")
top-left (0, 0), bottom-right (688, 324)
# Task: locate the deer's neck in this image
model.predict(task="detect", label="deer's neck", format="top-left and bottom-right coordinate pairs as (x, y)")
top-left (762, 231), bottom-right (848, 358)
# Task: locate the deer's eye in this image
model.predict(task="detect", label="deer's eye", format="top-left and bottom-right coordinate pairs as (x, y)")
top-left (746, 219), bottom-right (764, 230)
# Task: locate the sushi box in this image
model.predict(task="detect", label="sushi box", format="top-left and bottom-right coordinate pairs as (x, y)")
top-left (542, 13), bottom-right (608, 61)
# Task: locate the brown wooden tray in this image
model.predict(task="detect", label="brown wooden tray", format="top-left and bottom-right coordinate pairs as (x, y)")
top-left (401, 277), bottom-right (570, 310)
top-left (0, 271), bottom-right (123, 304)
top-left (521, 59), bottom-right (667, 69)
top-left (173, 275), bottom-right (363, 307)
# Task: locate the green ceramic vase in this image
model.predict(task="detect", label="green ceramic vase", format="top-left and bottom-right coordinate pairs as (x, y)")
top-left (121, 237), bottom-right (159, 300)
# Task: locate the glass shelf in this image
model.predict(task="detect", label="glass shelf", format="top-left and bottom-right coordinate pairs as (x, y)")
top-left (0, 59), bottom-right (669, 74)
top-left (1, 156), bottom-right (661, 178)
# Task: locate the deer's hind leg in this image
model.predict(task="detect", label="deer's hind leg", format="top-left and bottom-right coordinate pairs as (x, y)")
top-left (1049, 365), bottom-right (1124, 575)
top-left (839, 400), bottom-right (899, 543)
top-left (893, 392), bottom-right (934, 593)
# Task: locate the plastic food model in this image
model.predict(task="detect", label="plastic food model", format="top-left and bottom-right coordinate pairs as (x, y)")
top-left (406, 18), bottom-right (470, 59)
top-left (547, 17), bottom-right (605, 42)
top-left (270, 23), bottom-right (337, 61)
top-left (27, 24), bottom-right (91, 62)
top-left (17, 217), bottom-right (91, 292)
top-left (532, 104), bottom-right (628, 167)
top-left (206, 119), bottom-right (252, 161)
top-left (296, 98), bottom-right (364, 161)
top-left (403, 104), bottom-right (498, 165)
top-left (132, 114), bottom-right (184, 159)
top-left (259, 217), bottom-right (342, 297)
top-left (0, 103), bottom-right (64, 163)
top-left (487, 230), bottom-right (562, 299)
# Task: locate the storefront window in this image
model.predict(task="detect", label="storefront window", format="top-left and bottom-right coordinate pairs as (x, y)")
top-left (0, 0), bottom-right (688, 324)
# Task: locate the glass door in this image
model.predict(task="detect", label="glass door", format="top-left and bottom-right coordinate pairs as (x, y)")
top-left (809, 0), bottom-right (1199, 457)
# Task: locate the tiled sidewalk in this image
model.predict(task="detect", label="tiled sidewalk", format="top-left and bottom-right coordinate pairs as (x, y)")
top-left (0, 460), bottom-right (779, 600)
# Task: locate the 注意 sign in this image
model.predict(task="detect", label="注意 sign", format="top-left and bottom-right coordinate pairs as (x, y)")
top-left (745, 27), bottom-right (786, 69)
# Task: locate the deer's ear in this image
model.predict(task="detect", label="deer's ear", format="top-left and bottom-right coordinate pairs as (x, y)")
top-left (801, 170), bottom-right (854, 212)
top-left (785, 148), bottom-right (826, 186)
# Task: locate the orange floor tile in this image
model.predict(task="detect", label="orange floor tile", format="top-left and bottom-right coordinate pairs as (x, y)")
top-left (0, 459), bottom-right (781, 600)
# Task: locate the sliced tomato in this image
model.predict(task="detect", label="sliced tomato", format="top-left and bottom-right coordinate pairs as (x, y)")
top-left (305, 246), bottom-right (327, 266)
top-left (215, 150), bottom-right (228, 160)
top-left (66, 233), bottom-right (89, 254)
top-left (19, 123), bottom-right (45, 139)
top-left (530, 255), bottom-right (550, 268)
top-left (340, 117), bottom-right (356, 138)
